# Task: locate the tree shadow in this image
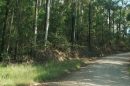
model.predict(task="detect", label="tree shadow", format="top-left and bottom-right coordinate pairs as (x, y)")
top-left (16, 83), bottom-right (29, 86)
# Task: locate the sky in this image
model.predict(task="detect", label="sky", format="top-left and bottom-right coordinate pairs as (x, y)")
top-left (118, 0), bottom-right (130, 7)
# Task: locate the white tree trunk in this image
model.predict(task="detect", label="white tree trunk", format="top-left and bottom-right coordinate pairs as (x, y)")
top-left (44, 0), bottom-right (51, 47)
top-left (34, 0), bottom-right (39, 47)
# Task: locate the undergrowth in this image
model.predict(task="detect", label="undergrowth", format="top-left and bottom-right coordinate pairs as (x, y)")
top-left (0, 59), bottom-right (84, 86)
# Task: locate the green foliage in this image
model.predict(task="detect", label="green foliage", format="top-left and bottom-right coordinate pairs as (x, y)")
top-left (50, 34), bottom-right (68, 45)
top-left (49, 34), bottom-right (70, 51)
top-left (0, 0), bottom-right (130, 62)
top-left (0, 52), bottom-right (10, 62)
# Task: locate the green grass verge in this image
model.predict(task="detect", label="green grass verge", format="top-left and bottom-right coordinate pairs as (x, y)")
top-left (0, 60), bottom-right (84, 86)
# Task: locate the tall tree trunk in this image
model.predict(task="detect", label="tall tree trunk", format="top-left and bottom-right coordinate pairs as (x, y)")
top-left (119, 8), bottom-right (122, 32)
top-left (71, 13), bottom-right (75, 46)
top-left (112, 11), bottom-right (115, 34)
top-left (44, 0), bottom-right (51, 47)
top-left (34, 0), bottom-right (39, 47)
top-left (117, 8), bottom-right (122, 41)
top-left (71, 0), bottom-right (77, 46)
top-left (14, 0), bottom-right (22, 60)
top-left (7, 8), bottom-right (14, 54)
top-left (108, 8), bottom-right (111, 31)
top-left (75, 0), bottom-right (78, 43)
top-left (88, 1), bottom-right (92, 51)
top-left (0, 0), bottom-right (10, 61)
top-left (101, 16), bottom-right (104, 52)
top-left (76, 1), bottom-right (81, 42)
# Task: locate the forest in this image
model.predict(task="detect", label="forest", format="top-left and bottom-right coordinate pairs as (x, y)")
top-left (0, 0), bottom-right (130, 62)
top-left (0, 0), bottom-right (130, 86)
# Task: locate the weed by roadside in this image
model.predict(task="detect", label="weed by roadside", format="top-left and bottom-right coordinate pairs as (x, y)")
top-left (0, 59), bottom-right (84, 86)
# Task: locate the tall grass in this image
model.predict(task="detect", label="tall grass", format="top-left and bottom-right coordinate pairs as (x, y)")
top-left (0, 60), bottom-right (84, 86)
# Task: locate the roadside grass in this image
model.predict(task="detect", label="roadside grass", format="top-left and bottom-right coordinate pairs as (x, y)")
top-left (0, 59), bottom-right (84, 86)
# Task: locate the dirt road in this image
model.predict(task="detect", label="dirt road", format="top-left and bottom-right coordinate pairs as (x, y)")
top-left (46, 53), bottom-right (130, 86)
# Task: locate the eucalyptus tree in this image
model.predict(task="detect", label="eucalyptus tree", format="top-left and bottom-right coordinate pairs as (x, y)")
top-left (0, 0), bottom-right (129, 62)
top-left (71, 0), bottom-right (77, 46)
top-left (88, 0), bottom-right (93, 50)
top-left (44, 0), bottom-right (51, 47)
top-left (34, 0), bottom-right (39, 47)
